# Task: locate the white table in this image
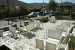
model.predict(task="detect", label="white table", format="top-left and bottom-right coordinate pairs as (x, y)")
top-left (20, 27), bottom-right (26, 31)
top-left (3, 31), bottom-right (12, 36)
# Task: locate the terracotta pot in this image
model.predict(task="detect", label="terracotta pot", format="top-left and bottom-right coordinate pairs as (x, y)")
top-left (69, 47), bottom-right (74, 50)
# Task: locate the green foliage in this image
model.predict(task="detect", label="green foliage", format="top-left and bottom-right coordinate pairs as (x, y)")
top-left (0, 4), bottom-right (28, 19)
top-left (68, 36), bottom-right (75, 48)
top-left (40, 17), bottom-right (48, 23)
top-left (69, 26), bottom-right (75, 33)
top-left (12, 24), bottom-right (17, 28)
top-left (9, 7), bottom-right (19, 17)
top-left (3, 27), bottom-right (9, 31)
top-left (47, 0), bottom-right (57, 11)
top-left (20, 25), bottom-right (23, 27)
top-left (0, 4), bottom-right (8, 18)
top-left (24, 22), bottom-right (28, 26)
top-left (27, 8), bottom-right (41, 13)
top-left (19, 4), bottom-right (28, 15)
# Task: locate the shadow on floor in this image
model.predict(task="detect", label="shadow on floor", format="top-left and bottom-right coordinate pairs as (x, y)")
top-left (22, 32), bottom-right (36, 39)
top-left (32, 28), bottom-right (43, 32)
top-left (0, 45), bottom-right (11, 50)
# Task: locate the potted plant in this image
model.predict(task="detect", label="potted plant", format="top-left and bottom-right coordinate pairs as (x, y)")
top-left (69, 26), bottom-right (75, 33)
top-left (68, 36), bottom-right (75, 50)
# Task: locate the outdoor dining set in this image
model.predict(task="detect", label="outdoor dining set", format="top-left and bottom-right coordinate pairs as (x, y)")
top-left (0, 19), bottom-right (42, 39)
top-left (0, 16), bottom-right (73, 50)
top-left (35, 21), bottom-right (72, 50)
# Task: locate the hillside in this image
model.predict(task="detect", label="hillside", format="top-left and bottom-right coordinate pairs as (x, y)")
top-left (0, 0), bottom-right (75, 9)
top-left (0, 0), bottom-right (35, 8)
top-left (29, 3), bottom-right (48, 8)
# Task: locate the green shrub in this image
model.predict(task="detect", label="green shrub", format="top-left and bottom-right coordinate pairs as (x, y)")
top-left (69, 26), bottom-right (75, 33)
top-left (3, 27), bottom-right (9, 31)
top-left (40, 17), bottom-right (48, 23)
top-left (24, 22), bottom-right (28, 26)
top-left (68, 36), bottom-right (75, 48)
top-left (30, 19), bottom-right (34, 22)
top-left (12, 24), bottom-right (17, 28)
top-left (20, 25), bottom-right (23, 27)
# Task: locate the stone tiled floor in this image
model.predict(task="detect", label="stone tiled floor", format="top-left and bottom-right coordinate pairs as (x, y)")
top-left (0, 20), bottom-right (75, 50)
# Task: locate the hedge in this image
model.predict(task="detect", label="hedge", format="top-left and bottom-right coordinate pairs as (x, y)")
top-left (55, 12), bottom-right (75, 19)
top-left (68, 36), bottom-right (75, 48)
top-left (69, 26), bottom-right (75, 33)
top-left (40, 17), bottom-right (48, 23)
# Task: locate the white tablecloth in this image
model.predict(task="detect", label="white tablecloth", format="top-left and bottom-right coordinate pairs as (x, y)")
top-left (20, 27), bottom-right (26, 31)
top-left (3, 30), bottom-right (19, 36)
top-left (3, 31), bottom-right (12, 36)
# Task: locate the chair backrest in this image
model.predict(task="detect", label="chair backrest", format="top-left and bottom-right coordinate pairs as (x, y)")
top-left (36, 39), bottom-right (44, 50)
top-left (46, 42), bottom-right (56, 50)
top-left (50, 16), bottom-right (56, 21)
top-left (17, 23), bottom-right (20, 28)
top-left (55, 25), bottom-right (62, 31)
top-left (61, 22), bottom-right (71, 27)
top-left (48, 30), bottom-right (62, 40)
top-left (9, 26), bottom-right (15, 33)
top-left (36, 20), bottom-right (40, 28)
top-left (62, 25), bottom-right (68, 32)
top-left (21, 21), bottom-right (24, 26)
top-left (11, 27), bottom-right (16, 33)
top-left (0, 30), bottom-right (3, 37)
top-left (9, 26), bottom-right (12, 32)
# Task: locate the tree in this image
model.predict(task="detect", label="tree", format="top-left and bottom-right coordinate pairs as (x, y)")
top-left (19, 4), bottom-right (28, 16)
top-left (0, 4), bottom-right (7, 18)
top-left (47, 0), bottom-right (57, 11)
top-left (9, 7), bottom-right (19, 17)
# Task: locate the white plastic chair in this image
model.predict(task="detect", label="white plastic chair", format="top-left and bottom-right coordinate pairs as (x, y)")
top-left (46, 42), bottom-right (56, 50)
top-left (55, 25), bottom-right (62, 31)
top-left (61, 22), bottom-right (71, 27)
top-left (36, 39), bottom-right (44, 50)
top-left (47, 30), bottom-right (62, 40)
top-left (61, 22), bottom-right (71, 32)
top-left (9, 26), bottom-right (19, 38)
top-left (34, 20), bottom-right (40, 29)
top-left (50, 16), bottom-right (56, 23)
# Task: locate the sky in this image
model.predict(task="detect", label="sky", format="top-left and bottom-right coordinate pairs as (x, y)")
top-left (19, 0), bottom-right (75, 3)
